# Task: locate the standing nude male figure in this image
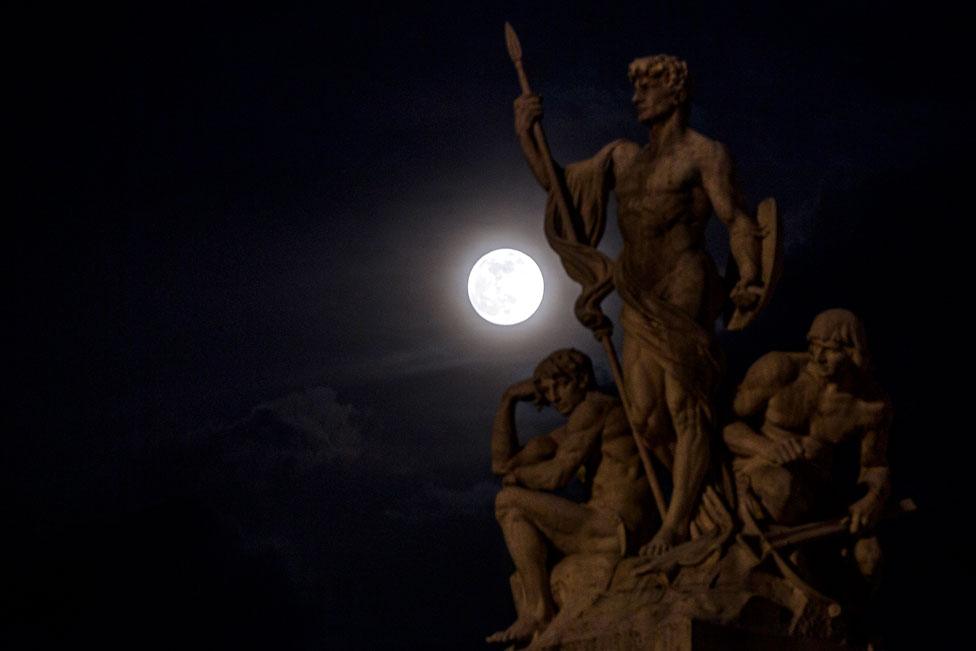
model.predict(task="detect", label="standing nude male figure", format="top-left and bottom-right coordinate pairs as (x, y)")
top-left (487, 349), bottom-right (654, 644)
top-left (514, 55), bottom-right (765, 555)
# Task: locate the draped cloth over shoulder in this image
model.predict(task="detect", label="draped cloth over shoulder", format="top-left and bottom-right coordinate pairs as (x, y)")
top-left (543, 140), bottom-right (723, 416)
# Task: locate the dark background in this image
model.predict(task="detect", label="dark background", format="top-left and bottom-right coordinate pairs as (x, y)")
top-left (8, 1), bottom-right (970, 648)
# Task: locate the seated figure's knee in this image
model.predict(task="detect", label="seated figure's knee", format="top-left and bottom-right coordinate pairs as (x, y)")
top-left (750, 465), bottom-right (808, 524)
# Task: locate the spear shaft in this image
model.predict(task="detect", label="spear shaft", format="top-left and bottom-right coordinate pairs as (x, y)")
top-left (504, 23), bottom-right (579, 245)
top-left (504, 22), bottom-right (668, 522)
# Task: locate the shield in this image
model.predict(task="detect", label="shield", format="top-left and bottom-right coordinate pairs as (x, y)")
top-left (726, 197), bottom-right (782, 332)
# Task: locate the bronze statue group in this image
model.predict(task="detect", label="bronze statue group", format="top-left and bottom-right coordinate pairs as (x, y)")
top-left (487, 40), bottom-right (900, 648)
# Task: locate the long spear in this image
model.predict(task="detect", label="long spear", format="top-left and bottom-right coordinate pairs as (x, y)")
top-left (505, 22), bottom-right (668, 522)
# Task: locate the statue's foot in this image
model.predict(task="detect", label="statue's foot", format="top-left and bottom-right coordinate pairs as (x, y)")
top-left (486, 615), bottom-right (547, 645)
top-left (639, 527), bottom-right (685, 557)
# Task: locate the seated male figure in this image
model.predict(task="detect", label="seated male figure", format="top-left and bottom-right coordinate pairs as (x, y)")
top-left (487, 349), bottom-right (654, 644)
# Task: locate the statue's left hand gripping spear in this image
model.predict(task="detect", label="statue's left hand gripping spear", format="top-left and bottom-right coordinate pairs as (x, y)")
top-left (504, 23), bottom-right (669, 522)
top-left (504, 23), bottom-right (580, 245)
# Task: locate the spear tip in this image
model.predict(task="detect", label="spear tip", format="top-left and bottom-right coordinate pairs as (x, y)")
top-left (504, 22), bottom-right (522, 62)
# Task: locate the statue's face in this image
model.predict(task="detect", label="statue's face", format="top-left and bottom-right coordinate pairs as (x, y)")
top-left (537, 374), bottom-right (587, 416)
top-left (808, 338), bottom-right (853, 380)
top-left (631, 73), bottom-right (678, 125)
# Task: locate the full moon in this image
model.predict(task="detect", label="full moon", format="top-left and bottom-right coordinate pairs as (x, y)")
top-left (467, 248), bottom-right (544, 325)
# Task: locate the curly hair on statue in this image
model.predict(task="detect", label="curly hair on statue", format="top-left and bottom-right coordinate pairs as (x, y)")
top-left (628, 54), bottom-right (691, 107)
top-left (531, 348), bottom-right (595, 407)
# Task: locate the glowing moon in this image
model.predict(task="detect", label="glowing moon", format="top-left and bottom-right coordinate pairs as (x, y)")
top-left (467, 248), bottom-right (544, 325)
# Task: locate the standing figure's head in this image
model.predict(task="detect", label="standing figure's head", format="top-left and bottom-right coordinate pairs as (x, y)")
top-left (628, 54), bottom-right (691, 125)
top-left (806, 308), bottom-right (869, 380)
top-left (532, 348), bottom-right (595, 415)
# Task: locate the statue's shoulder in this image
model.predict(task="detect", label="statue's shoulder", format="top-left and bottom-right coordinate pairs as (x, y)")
top-left (685, 129), bottom-right (730, 167)
top-left (589, 390), bottom-right (623, 413)
top-left (606, 139), bottom-right (641, 171)
top-left (568, 140), bottom-right (640, 180)
top-left (742, 351), bottom-right (805, 389)
top-left (569, 391), bottom-right (617, 429)
top-left (607, 139), bottom-right (640, 156)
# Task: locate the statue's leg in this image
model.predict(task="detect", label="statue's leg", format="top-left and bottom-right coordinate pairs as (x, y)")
top-left (488, 489), bottom-right (553, 643)
top-left (488, 487), bottom-right (618, 643)
top-left (620, 331), bottom-right (674, 470)
top-left (496, 486), bottom-right (621, 554)
top-left (643, 374), bottom-right (710, 556)
top-left (663, 372), bottom-right (709, 536)
top-left (853, 536), bottom-right (883, 583)
top-left (664, 250), bottom-right (711, 324)
top-left (852, 536), bottom-right (884, 646)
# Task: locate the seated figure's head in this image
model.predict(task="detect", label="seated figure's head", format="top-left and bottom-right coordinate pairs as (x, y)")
top-left (628, 54), bottom-right (691, 124)
top-left (806, 309), bottom-right (868, 379)
top-left (532, 348), bottom-right (595, 415)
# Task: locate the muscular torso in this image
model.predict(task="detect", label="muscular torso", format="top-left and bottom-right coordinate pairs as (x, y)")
top-left (762, 355), bottom-right (887, 450)
top-left (586, 396), bottom-right (653, 531)
top-left (611, 135), bottom-right (724, 324)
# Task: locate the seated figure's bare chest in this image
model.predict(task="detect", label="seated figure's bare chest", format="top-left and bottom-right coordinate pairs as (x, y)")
top-left (766, 371), bottom-right (884, 444)
top-left (809, 387), bottom-right (887, 444)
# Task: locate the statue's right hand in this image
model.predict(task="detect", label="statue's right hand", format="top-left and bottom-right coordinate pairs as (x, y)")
top-left (762, 437), bottom-right (804, 465)
top-left (801, 436), bottom-right (826, 460)
top-left (730, 280), bottom-right (762, 311)
top-left (514, 94), bottom-right (543, 134)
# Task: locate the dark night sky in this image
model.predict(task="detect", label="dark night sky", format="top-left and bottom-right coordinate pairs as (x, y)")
top-left (9, 1), bottom-right (972, 648)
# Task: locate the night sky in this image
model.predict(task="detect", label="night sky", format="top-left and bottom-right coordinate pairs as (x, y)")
top-left (9, 2), bottom-right (971, 648)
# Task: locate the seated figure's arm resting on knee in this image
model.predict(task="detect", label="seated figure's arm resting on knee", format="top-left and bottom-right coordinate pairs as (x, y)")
top-left (723, 422), bottom-right (770, 459)
top-left (503, 435), bottom-right (559, 475)
top-left (724, 353), bottom-right (801, 461)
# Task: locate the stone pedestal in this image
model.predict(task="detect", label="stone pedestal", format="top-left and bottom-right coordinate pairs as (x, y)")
top-left (550, 618), bottom-right (859, 650)
top-left (527, 554), bottom-right (850, 650)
